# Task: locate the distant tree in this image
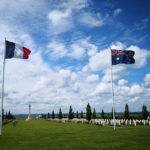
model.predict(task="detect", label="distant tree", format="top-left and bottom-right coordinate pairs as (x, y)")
top-left (47, 112), bottom-right (50, 119)
top-left (124, 104), bottom-right (130, 119)
top-left (76, 111), bottom-right (79, 118)
top-left (42, 114), bottom-right (46, 119)
top-left (52, 110), bottom-right (55, 119)
top-left (68, 106), bottom-right (74, 120)
top-left (7, 111), bottom-right (12, 120)
top-left (7, 111), bottom-right (15, 120)
top-left (80, 111), bottom-right (83, 118)
top-left (58, 108), bottom-right (63, 119)
top-left (142, 104), bottom-right (149, 119)
top-left (101, 109), bottom-right (105, 119)
top-left (86, 103), bottom-right (92, 122)
top-left (92, 108), bottom-right (96, 119)
top-left (5, 112), bottom-right (8, 120)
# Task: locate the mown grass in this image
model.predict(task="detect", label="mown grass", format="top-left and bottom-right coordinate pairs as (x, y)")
top-left (0, 120), bottom-right (150, 150)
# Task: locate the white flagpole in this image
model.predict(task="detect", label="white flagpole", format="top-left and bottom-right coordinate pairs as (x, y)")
top-left (110, 49), bottom-right (116, 130)
top-left (0, 38), bottom-right (6, 136)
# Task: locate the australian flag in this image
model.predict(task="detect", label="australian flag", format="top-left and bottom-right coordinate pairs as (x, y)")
top-left (111, 49), bottom-right (135, 65)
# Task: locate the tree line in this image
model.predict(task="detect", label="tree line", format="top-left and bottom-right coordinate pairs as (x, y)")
top-left (42, 103), bottom-right (149, 121)
top-left (2, 109), bottom-right (15, 124)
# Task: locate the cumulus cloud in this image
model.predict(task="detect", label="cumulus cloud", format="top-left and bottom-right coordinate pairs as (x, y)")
top-left (86, 49), bottom-right (110, 71)
top-left (48, 9), bottom-right (74, 34)
top-left (78, 12), bottom-right (104, 27)
top-left (127, 45), bottom-right (150, 68)
top-left (46, 38), bottom-right (98, 60)
top-left (144, 73), bottom-right (150, 85)
top-left (0, 0), bottom-right (48, 35)
top-left (0, 0), bottom-right (46, 19)
top-left (48, 9), bottom-right (71, 25)
top-left (129, 84), bottom-right (145, 95)
top-left (47, 41), bottom-right (67, 58)
top-left (47, 0), bottom-right (106, 34)
top-left (92, 82), bottom-right (112, 96)
top-left (102, 66), bottom-right (126, 82)
top-left (47, 0), bottom-right (88, 34)
top-left (60, 0), bottom-right (89, 10)
top-left (69, 44), bottom-right (86, 59)
top-left (86, 74), bottom-right (99, 82)
top-left (118, 79), bottom-right (128, 86)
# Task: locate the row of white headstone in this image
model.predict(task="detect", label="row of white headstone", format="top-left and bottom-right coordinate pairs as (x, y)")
top-left (47, 118), bottom-right (150, 126)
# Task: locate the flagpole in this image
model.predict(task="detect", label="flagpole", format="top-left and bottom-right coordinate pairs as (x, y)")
top-left (0, 38), bottom-right (6, 136)
top-left (110, 50), bottom-right (116, 130)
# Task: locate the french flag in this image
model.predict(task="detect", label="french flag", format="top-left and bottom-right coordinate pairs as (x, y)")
top-left (5, 40), bottom-right (31, 59)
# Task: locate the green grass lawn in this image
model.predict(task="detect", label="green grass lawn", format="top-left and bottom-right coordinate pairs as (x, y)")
top-left (0, 120), bottom-right (150, 150)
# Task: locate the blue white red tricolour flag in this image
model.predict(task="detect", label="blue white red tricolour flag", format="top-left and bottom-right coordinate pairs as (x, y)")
top-left (5, 40), bottom-right (31, 59)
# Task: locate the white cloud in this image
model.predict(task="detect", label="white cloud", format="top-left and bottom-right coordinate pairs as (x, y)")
top-left (115, 85), bottom-right (130, 96)
top-left (87, 49), bottom-right (110, 71)
top-left (79, 38), bottom-right (98, 57)
top-left (48, 9), bottom-right (71, 25)
top-left (118, 79), bottom-right (128, 86)
top-left (0, 0), bottom-right (46, 18)
top-left (0, 0), bottom-right (48, 34)
top-left (102, 66), bottom-right (126, 82)
top-left (47, 0), bottom-right (90, 34)
top-left (111, 83), bottom-right (150, 112)
top-left (79, 12), bottom-right (104, 27)
top-left (70, 38), bottom-right (98, 59)
top-left (58, 69), bottom-right (77, 82)
top-left (127, 45), bottom-right (150, 68)
top-left (47, 0), bottom-right (105, 34)
top-left (92, 82), bottom-right (111, 95)
top-left (47, 41), bottom-right (67, 58)
top-left (86, 74), bottom-right (99, 82)
top-left (110, 41), bottom-right (125, 50)
top-left (144, 73), bottom-right (150, 85)
top-left (130, 97), bottom-right (139, 103)
top-left (61, 0), bottom-right (89, 10)
top-left (48, 9), bottom-right (74, 34)
top-left (69, 44), bottom-right (86, 59)
top-left (46, 38), bottom-right (98, 60)
top-left (129, 84), bottom-right (145, 96)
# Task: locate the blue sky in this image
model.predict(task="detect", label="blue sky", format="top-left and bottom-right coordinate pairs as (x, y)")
top-left (0, 0), bottom-right (150, 114)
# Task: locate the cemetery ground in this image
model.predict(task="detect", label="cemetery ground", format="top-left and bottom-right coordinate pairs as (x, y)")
top-left (0, 120), bottom-right (150, 150)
